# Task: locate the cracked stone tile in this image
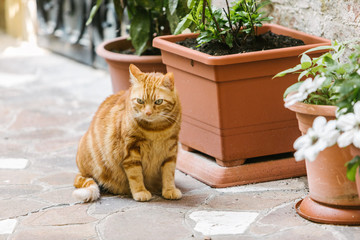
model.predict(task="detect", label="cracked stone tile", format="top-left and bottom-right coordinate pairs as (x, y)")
top-left (9, 128), bottom-right (68, 142)
top-left (206, 190), bottom-right (307, 211)
top-left (0, 170), bottom-right (38, 185)
top-left (9, 109), bottom-right (86, 132)
top-left (0, 184), bottom-right (43, 200)
top-left (37, 172), bottom-right (76, 187)
top-left (10, 222), bottom-right (97, 240)
top-left (216, 177), bottom-right (308, 193)
top-left (174, 170), bottom-right (209, 194)
top-left (98, 206), bottom-right (193, 240)
top-left (0, 198), bottom-right (48, 219)
top-left (149, 193), bottom-right (210, 208)
top-left (188, 210), bottom-right (259, 236)
top-left (325, 225), bottom-right (360, 239)
top-left (0, 141), bottom-right (33, 158)
top-left (260, 225), bottom-right (339, 240)
top-left (0, 158), bottom-right (29, 170)
top-left (33, 137), bottom-right (79, 154)
top-left (31, 155), bottom-right (78, 173)
top-left (21, 204), bottom-right (97, 227)
top-left (34, 187), bottom-right (77, 205)
top-left (88, 196), bottom-right (140, 216)
top-left (248, 201), bottom-right (309, 236)
top-left (0, 106), bottom-right (19, 130)
top-left (0, 219), bottom-right (17, 234)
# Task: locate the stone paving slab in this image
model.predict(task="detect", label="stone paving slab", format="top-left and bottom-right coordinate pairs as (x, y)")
top-left (1, 32), bottom-right (360, 239)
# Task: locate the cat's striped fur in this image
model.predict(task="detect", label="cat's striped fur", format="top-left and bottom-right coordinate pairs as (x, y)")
top-left (73, 64), bottom-right (182, 202)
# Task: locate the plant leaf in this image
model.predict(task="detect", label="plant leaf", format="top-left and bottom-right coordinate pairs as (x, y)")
top-left (86, 0), bottom-right (103, 26)
top-left (187, 0), bottom-right (195, 8)
top-left (273, 64), bottom-right (302, 78)
top-left (283, 81), bottom-right (303, 99)
top-left (174, 13), bottom-right (193, 34)
top-left (130, 9), bottom-right (151, 55)
top-left (169, 0), bottom-right (179, 15)
top-left (134, 0), bottom-right (155, 10)
top-left (300, 54), bottom-right (312, 69)
top-left (303, 45), bottom-right (334, 55)
top-left (298, 69), bottom-right (310, 80)
top-left (345, 156), bottom-right (360, 182)
top-left (113, 0), bottom-right (125, 21)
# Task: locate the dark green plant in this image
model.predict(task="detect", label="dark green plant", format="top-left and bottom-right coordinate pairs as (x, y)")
top-left (175, 0), bottom-right (272, 48)
top-left (346, 156), bottom-right (360, 182)
top-left (275, 41), bottom-right (360, 111)
top-left (87, 0), bottom-right (190, 55)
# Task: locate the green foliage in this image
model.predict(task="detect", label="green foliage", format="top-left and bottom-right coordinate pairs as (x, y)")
top-left (345, 156), bottom-right (360, 182)
top-left (175, 0), bottom-right (273, 48)
top-left (87, 0), bottom-right (190, 55)
top-left (275, 41), bottom-right (360, 108)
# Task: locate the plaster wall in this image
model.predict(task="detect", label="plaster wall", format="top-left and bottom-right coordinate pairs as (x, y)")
top-left (212, 0), bottom-right (360, 41)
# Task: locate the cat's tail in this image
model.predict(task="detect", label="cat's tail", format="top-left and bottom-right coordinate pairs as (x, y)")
top-left (72, 173), bottom-right (100, 202)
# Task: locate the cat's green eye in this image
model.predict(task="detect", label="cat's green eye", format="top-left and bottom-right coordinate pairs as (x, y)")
top-left (154, 99), bottom-right (163, 105)
top-left (137, 98), bottom-right (144, 104)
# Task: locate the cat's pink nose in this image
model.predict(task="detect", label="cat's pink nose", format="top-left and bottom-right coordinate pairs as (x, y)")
top-left (146, 111), bottom-right (152, 116)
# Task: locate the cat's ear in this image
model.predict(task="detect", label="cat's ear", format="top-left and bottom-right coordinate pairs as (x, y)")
top-left (129, 64), bottom-right (143, 85)
top-left (162, 72), bottom-right (174, 91)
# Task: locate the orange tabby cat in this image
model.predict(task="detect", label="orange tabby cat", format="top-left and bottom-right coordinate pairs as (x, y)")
top-left (73, 64), bottom-right (182, 202)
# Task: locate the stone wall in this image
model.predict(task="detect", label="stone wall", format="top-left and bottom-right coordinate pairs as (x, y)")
top-left (212, 0), bottom-right (360, 42)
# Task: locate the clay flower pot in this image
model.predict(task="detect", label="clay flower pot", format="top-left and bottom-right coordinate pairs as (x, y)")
top-left (288, 101), bottom-right (360, 225)
top-left (153, 24), bottom-right (330, 187)
top-left (96, 36), bottom-right (166, 93)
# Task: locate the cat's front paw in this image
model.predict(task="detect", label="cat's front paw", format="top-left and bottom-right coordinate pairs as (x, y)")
top-left (162, 188), bottom-right (182, 200)
top-left (133, 190), bottom-right (152, 202)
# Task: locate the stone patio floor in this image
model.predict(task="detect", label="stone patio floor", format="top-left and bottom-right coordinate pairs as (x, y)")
top-left (1, 32), bottom-right (360, 240)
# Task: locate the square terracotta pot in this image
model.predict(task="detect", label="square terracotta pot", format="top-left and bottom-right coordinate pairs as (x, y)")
top-left (153, 24), bottom-right (330, 168)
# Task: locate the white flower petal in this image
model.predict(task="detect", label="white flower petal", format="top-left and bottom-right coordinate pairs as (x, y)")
top-left (336, 113), bottom-right (356, 131)
top-left (298, 78), bottom-right (313, 92)
top-left (353, 102), bottom-right (360, 122)
top-left (337, 130), bottom-right (355, 148)
top-left (293, 135), bottom-right (311, 150)
top-left (354, 102), bottom-right (360, 114)
top-left (284, 92), bottom-right (307, 108)
top-left (353, 131), bottom-right (360, 148)
top-left (325, 130), bottom-right (340, 146)
top-left (312, 116), bottom-right (327, 131)
top-left (303, 145), bottom-right (320, 162)
top-left (324, 120), bottom-right (337, 131)
top-left (294, 148), bottom-right (305, 161)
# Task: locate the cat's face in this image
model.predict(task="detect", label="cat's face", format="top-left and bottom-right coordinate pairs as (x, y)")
top-left (128, 65), bottom-right (179, 125)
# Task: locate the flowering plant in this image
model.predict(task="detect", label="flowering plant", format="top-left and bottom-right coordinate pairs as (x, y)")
top-left (174, 0), bottom-right (272, 48)
top-left (275, 41), bottom-right (360, 181)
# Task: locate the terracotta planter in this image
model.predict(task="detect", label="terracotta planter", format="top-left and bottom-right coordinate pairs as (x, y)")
top-left (96, 36), bottom-right (166, 93)
top-left (153, 24), bottom-right (330, 187)
top-left (288, 101), bottom-right (360, 225)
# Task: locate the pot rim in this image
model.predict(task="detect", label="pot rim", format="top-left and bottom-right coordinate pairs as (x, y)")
top-left (152, 24), bottom-right (331, 65)
top-left (96, 36), bottom-right (162, 63)
top-left (286, 100), bottom-right (337, 117)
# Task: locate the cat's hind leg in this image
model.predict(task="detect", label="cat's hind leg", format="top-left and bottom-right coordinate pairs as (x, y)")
top-left (72, 173), bottom-right (100, 202)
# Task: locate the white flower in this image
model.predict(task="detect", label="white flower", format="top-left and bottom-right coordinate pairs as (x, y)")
top-left (337, 101), bottom-right (360, 148)
top-left (357, 69), bottom-right (360, 75)
top-left (285, 75), bottom-right (326, 108)
top-left (293, 116), bottom-right (340, 162)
